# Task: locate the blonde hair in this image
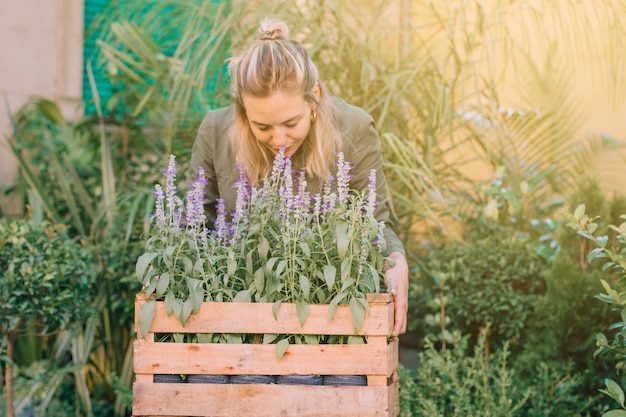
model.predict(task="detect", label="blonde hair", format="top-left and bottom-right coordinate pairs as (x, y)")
top-left (228, 18), bottom-right (342, 185)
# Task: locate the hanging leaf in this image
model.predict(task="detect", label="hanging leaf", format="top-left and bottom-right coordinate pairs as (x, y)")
top-left (135, 252), bottom-right (158, 281)
top-left (180, 298), bottom-right (193, 326)
top-left (323, 265), bottom-right (336, 289)
top-left (296, 300), bottom-right (309, 326)
top-left (349, 296), bottom-right (365, 334)
top-left (258, 237), bottom-right (270, 260)
top-left (299, 274), bottom-right (311, 299)
top-left (328, 292), bottom-right (348, 322)
top-left (254, 268), bottom-right (265, 294)
top-left (272, 300), bottom-right (282, 320)
top-left (164, 291), bottom-right (176, 316)
top-left (275, 339), bottom-right (290, 360)
top-left (155, 272), bottom-right (170, 297)
top-left (137, 300), bottom-right (156, 339)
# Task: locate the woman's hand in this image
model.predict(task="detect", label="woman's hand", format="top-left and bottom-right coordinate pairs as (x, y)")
top-left (384, 251), bottom-right (409, 336)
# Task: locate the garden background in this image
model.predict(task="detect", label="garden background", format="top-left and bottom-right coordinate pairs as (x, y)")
top-left (2, 0), bottom-right (626, 416)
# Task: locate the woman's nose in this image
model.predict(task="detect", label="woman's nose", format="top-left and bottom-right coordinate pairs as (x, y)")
top-left (272, 128), bottom-right (288, 146)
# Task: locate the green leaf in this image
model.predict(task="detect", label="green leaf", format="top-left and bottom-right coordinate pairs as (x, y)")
top-left (164, 291), bottom-right (175, 316)
top-left (263, 333), bottom-right (279, 344)
top-left (276, 260), bottom-right (287, 277)
top-left (144, 277), bottom-right (158, 299)
top-left (275, 339), bottom-right (289, 360)
top-left (258, 237), bottom-right (270, 260)
top-left (601, 410), bottom-right (626, 417)
top-left (298, 241), bottom-right (311, 258)
top-left (172, 299), bottom-right (183, 321)
top-left (196, 333), bottom-right (213, 343)
top-left (598, 235), bottom-right (609, 247)
top-left (323, 265), bottom-right (336, 289)
top-left (341, 277), bottom-right (357, 292)
top-left (296, 300), bottom-right (309, 326)
top-left (573, 204), bottom-right (586, 220)
top-left (272, 300), bottom-right (282, 320)
top-left (180, 299), bottom-right (193, 326)
top-left (226, 333), bottom-right (242, 344)
top-left (340, 257), bottom-right (352, 282)
top-left (328, 292), bottom-right (348, 322)
top-left (233, 290), bottom-right (251, 303)
top-left (299, 274), bottom-right (311, 299)
top-left (265, 257), bottom-right (278, 275)
top-left (349, 297), bottom-right (365, 334)
top-left (601, 279), bottom-right (613, 293)
top-left (347, 335), bottom-right (365, 344)
top-left (136, 252), bottom-right (158, 281)
top-left (36, 99), bottom-right (68, 125)
top-left (337, 232), bottom-right (349, 259)
top-left (589, 248), bottom-right (608, 263)
top-left (605, 379), bottom-right (626, 407)
top-left (155, 272), bottom-right (170, 297)
top-left (254, 268), bottom-right (265, 294)
top-left (190, 280), bottom-right (204, 311)
top-left (137, 300), bottom-right (156, 339)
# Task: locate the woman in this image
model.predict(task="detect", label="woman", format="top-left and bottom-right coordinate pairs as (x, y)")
top-left (188, 19), bottom-right (408, 336)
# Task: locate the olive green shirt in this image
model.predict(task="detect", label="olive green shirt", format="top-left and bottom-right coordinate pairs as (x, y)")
top-left (187, 97), bottom-right (405, 256)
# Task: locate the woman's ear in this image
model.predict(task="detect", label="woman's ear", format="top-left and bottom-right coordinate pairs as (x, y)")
top-left (312, 81), bottom-right (321, 102)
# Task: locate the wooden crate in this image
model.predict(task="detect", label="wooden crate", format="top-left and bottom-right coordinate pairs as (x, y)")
top-left (132, 293), bottom-right (399, 417)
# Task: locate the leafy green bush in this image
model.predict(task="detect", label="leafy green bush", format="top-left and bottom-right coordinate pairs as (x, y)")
top-left (415, 223), bottom-right (548, 350)
top-left (564, 197), bottom-right (626, 416)
top-left (397, 332), bottom-right (606, 417)
top-left (514, 180), bottom-right (625, 396)
top-left (0, 218), bottom-right (95, 417)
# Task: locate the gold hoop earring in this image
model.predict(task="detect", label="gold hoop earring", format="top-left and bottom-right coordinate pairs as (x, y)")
top-left (310, 109), bottom-right (317, 124)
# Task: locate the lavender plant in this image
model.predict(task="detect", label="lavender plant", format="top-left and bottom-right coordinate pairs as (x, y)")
top-left (136, 150), bottom-right (388, 349)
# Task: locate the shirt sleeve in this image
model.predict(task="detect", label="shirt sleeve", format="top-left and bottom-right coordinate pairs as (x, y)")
top-left (187, 112), bottom-right (221, 226)
top-left (345, 112), bottom-right (406, 257)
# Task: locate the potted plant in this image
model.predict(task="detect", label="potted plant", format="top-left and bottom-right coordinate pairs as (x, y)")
top-left (136, 150), bottom-right (388, 346)
top-left (131, 151), bottom-right (398, 416)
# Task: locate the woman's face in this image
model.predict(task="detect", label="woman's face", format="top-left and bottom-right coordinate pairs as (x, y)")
top-left (242, 87), bottom-right (319, 156)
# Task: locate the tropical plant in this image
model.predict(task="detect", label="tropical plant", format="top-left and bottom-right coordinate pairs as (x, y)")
top-left (0, 218), bottom-right (95, 417)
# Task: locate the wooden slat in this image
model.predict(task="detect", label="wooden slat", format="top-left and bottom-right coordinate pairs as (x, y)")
top-left (135, 293), bottom-right (394, 336)
top-left (132, 382), bottom-right (395, 417)
top-left (387, 337), bottom-right (399, 376)
top-left (133, 339), bottom-right (393, 376)
top-left (132, 292), bottom-right (399, 416)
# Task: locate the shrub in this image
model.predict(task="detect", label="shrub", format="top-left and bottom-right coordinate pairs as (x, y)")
top-left (0, 218), bottom-right (95, 417)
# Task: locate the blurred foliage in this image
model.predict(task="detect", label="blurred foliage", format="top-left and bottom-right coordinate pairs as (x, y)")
top-left (0, 218), bottom-right (95, 417)
top-left (398, 331), bottom-right (606, 416)
top-left (4, 0), bottom-right (626, 415)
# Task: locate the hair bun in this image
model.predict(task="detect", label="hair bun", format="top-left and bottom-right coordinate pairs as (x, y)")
top-left (259, 19), bottom-right (289, 41)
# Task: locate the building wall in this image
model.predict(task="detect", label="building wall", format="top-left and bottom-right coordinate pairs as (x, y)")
top-left (0, 0), bottom-right (84, 216)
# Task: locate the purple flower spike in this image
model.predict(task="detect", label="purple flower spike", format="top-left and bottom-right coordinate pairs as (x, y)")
top-left (153, 184), bottom-right (166, 227)
top-left (336, 152), bottom-right (352, 205)
top-left (233, 164), bottom-right (251, 224)
top-left (367, 169), bottom-right (378, 212)
top-left (214, 198), bottom-right (230, 243)
top-left (164, 155), bottom-right (177, 222)
top-left (186, 166), bottom-right (208, 229)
